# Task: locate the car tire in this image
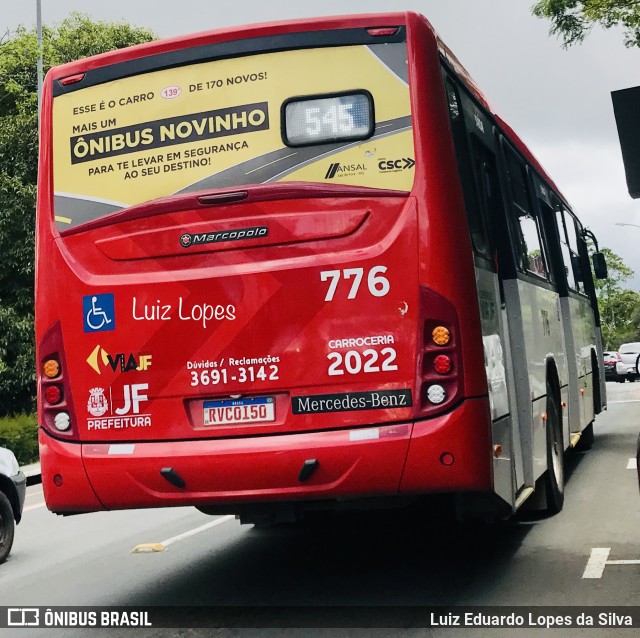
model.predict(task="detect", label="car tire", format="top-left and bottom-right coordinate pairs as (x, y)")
top-left (0, 490), bottom-right (16, 564)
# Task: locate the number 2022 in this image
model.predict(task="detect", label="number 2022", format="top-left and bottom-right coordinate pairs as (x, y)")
top-left (327, 348), bottom-right (398, 376)
top-left (320, 266), bottom-right (390, 301)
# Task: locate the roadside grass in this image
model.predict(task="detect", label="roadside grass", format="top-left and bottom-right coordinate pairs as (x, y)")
top-left (0, 414), bottom-right (38, 465)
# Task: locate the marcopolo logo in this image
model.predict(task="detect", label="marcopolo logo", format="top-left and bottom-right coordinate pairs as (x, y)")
top-left (180, 225), bottom-right (268, 248)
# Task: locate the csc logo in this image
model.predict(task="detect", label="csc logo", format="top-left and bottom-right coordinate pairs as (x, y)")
top-left (378, 157), bottom-right (415, 171)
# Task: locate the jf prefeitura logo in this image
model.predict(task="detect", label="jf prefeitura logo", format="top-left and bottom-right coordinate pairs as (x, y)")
top-left (70, 102), bottom-right (269, 164)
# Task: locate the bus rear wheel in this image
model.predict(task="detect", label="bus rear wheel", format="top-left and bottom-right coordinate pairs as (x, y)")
top-left (543, 390), bottom-right (565, 515)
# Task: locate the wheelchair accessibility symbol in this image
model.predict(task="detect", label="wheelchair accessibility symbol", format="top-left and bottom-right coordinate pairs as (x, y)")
top-left (83, 293), bottom-right (116, 333)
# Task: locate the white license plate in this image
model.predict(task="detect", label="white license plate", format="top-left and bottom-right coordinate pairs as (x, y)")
top-left (203, 396), bottom-right (275, 426)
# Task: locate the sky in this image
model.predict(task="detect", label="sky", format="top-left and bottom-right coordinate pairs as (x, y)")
top-left (4, 0), bottom-right (640, 287)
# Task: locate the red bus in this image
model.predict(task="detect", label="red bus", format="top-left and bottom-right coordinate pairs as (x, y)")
top-left (36, 12), bottom-right (607, 523)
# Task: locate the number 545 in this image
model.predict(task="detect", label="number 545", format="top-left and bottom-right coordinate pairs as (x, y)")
top-left (320, 266), bottom-right (390, 302)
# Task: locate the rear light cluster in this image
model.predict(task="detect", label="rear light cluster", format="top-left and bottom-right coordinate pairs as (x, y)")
top-left (39, 322), bottom-right (76, 438)
top-left (417, 287), bottom-right (463, 416)
top-left (41, 356), bottom-right (71, 432)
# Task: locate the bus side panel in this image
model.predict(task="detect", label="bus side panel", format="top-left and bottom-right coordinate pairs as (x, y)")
top-left (408, 19), bottom-right (488, 401)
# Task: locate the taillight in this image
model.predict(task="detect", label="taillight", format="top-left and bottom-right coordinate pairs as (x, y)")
top-left (433, 354), bottom-right (452, 374)
top-left (39, 322), bottom-right (78, 439)
top-left (416, 287), bottom-right (463, 417)
top-left (366, 27), bottom-right (400, 37)
top-left (617, 353), bottom-right (622, 362)
top-left (43, 358), bottom-right (60, 379)
top-left (44, 385), bottom-right (63, 405)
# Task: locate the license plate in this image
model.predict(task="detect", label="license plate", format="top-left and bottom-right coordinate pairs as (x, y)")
top-left (203, 396), bottom-right (275, 426)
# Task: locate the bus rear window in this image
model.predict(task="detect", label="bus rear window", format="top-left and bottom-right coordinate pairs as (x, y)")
top-left (51, 42), bottom-right (414, 230)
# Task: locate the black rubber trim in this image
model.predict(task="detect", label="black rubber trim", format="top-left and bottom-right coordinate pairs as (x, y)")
top-left (53, 27), bottom-right (406, 97)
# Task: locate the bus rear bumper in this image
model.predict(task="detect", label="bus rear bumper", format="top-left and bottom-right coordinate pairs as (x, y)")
top-left (40, 398), bottom-right (491, 514)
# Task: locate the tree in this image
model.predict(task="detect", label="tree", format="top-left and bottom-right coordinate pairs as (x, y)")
top-left (593, 247), bottom-right (640, 348)
top-left (532, 0), bottom-right (640, 47)
top-left (0, 14), bottom-right (155, 415)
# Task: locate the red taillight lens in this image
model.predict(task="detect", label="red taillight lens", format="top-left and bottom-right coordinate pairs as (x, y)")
top-left (434, 354), bottom-right (452, 374)
top-left (617, 353), bottom-right (622, 361)
top-left (366, 27), bottom-right (399, 37)
top-left (58, 73), bottom-right (85, 86)
top-left (44, 385), bottom-right (63, 405)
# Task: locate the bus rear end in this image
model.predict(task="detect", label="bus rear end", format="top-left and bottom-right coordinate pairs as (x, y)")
top-left (36, 13), bottom-right (491, 521)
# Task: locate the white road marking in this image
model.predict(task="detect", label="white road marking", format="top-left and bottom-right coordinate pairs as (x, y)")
top-left (582, 548), bottom-right (640, 578)
top-left (162, 515), bottom-right (235, 547)
top-left (582, 547), bottom-right (611, 579)
top-left (607, 399), bottom-right (640, 404)
top-left (627, 457), bottom-right (637, 470)
top-left (132, 515), bottom-right (235, 553)
top-left (23, 502), bottom-right (47, 512)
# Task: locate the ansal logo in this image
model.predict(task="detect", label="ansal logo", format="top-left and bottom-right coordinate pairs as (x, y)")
top-left (86, 345), bottom-right (152, 374)
top-left (325, 162), bottom-right (367, 179)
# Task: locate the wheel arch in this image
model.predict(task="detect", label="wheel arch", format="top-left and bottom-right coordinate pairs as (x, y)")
top-left (0, 475), bottom-right (22, 524)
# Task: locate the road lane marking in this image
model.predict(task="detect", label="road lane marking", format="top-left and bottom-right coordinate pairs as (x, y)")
top-left (607, 399), bottom-right (640, 404)
top-left (131, 514), bottom-right (235, 553)
top-left (23, 502), bottom-right (47, 512)
top-left (583, 548), bottom-right (640, 578)
top-left (582, 548), bottom-right (610, 579)
top-left (627, 458), bottom-right (637, 470)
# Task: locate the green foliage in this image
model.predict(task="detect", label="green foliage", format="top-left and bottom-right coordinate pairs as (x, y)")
top-left (0, 307), bottom-right (35, 414)
top-left (532, 0), bottom-right (640, 48)
top-left (0, 414), bottom-right (38, 465)
top-left (594, 247), bottom-right (640, 349)
top-left (0, 14), bottom-right (155, 417)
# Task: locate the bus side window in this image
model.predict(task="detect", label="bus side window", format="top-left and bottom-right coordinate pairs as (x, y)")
top-left (470, 137), bottom-right (507, 264)
top-left (561, 209), bottom-right (586, 294)
top-left (444, 79), bottom-right (492, 261)
top-left (502, 144), bottom-right (549, 280)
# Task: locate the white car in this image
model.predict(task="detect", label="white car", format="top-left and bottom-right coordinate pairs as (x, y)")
top-left (0, 447), bottom-right (26, 564)
top-left (615, 342), bottom-right (640, 382)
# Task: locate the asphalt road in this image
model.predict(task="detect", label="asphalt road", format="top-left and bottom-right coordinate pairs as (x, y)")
top-left (1, 380), bottom-right (639, 637)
